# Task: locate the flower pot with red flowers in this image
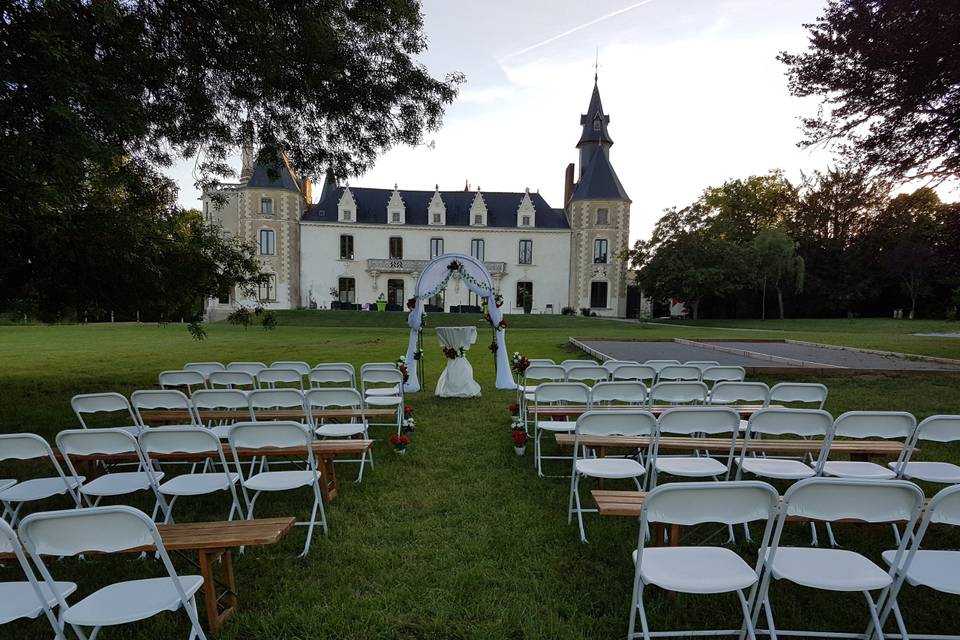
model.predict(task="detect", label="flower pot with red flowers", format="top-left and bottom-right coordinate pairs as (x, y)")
top-left (389, 434), bottom-right (411, 455)
top-left (511, 426), bottom-right (527, 456)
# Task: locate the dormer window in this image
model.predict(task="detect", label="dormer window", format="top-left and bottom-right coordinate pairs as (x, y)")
top-left (521, 215), bottom-right (531, 226)
top-left (260, 198), bottom-right (273, 216)
top-left (469, 190), bottom-right (487, 226)
top-left (593, 116), bottom-right (601, 132)
top-left (433, 213), bottom-right (441, 224)
top-left (391, 211), bottom-right (401, 223)
top-left (342, 209), bottom-right (352, 221)
top-left (474, 214), bottom-right (483, 225)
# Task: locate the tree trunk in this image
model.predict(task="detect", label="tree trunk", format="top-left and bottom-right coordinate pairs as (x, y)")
top-left (690, 299), bottom-right (700, 320)
top-left (761, 276), bottom-right (767, 321)
top-left (776, 285), bottom-right (785, 320)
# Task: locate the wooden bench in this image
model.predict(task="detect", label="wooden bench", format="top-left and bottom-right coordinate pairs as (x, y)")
top-left (53, 440), bottom-right (373, 503)
top-left (141, 408), bottom-right (397, 425)
top-left (533, 404), bottom-right (778, 419)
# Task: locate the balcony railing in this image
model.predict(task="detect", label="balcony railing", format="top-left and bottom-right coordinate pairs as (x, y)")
top-left (366, 258), bottom-right (507, 274)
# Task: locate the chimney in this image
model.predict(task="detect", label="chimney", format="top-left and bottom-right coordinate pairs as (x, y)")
top-left (302, 178), bottom-right (312, 204)
top-left (563, 163), bottom-right (575, 204)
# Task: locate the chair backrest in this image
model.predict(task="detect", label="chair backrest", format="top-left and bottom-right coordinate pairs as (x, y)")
top-left (565, 365), bottom-right (610, 383)
top-left (832, 411), bottom-right (916, 440)
top-left (591, 381), bottom-right (647, 405)
top-left (0, 434), bottom-right (80, 506)
top-left (576, 409), bottom-right (657, 438)
top-left (523, 364), bottom-right (566, 382)
top-left (527, 358), bottom-right (556, 367)
top-left (709, 381), bottom-right (770, 406)
top-left (657, 365), bottom-right (701, 382)
top-left (742, 408), bottom-right (834, 474)
top-left (649, 381), bottom-right (708, 405)
top-left (190, 389), bottom-right (252, 413)
top-left (910, 414), bottom-right (960, 443)
top-left (643, 359), bottom-right (681, 373)
top-left (256, 367), bottom-right (304, 389)
top-left (922, 483), bottom-right (960, 528)
top-left (305, 388), bottom-right (363, 410)
top-left (158, 370), bottom-right (206, 391)
top-left (56, 428), bottom-right (149, 483)
top-left (602, 359), bottom-right (639, 374)
top-left (226, 361), bottom-right (267, 376)
top-left (184, 362), bottom-right (226, 378)
top-left (534, 382), bottom-right (591, 406)
top-left (139, 425), bottom-right (224, 459)
top-left (271, 361), bottom-right (311, 376)
top-left (684, 360), bottom-right (720, 373)
top-left (308, 367), bottom-right (355, 387)
top-left (71, 392), bottom-right (138, 429)
top-left (361, 362), bottom-right (398, 374)
top-left (247, 389), bottom-right (306, 417)
top-left (227, 421), bottom-right (312, 452)
top-left (131, 389), bottom-right (199, 427)
top-left (208, 370), bottom-right (257, 390)
top-left (610, 364), bottom-right (657, 382)
top-left (560, 359), bottom-right (597, 373)
top-left (314, 362), bottom-right (357, 375)
top-left (361, 368), bottom-right (403, 386)
top-left (701, 366), bottom-right (746, 384)
top-left (658, 406), bottom-right (740, 436)
top-left (0, 517), bottom-right (50, 611)
top-left (643, 480), bottom-right (779, 526)
top-left (769, 382), bottom-right (828, 409)
top-left (781, 477), bottom-right (923, 524)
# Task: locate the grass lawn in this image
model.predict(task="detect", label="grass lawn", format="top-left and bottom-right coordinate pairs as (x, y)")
top-left (2, 313), bottom-right (960, 639)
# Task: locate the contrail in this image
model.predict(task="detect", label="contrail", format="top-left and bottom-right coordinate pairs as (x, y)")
top-left (500, 0), bottom-right (661, 61)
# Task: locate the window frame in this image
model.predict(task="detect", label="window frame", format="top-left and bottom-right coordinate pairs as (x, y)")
top-left (590, 281), bottom-right (608, 309)
top-left (389, 236), bottom-right (403, 260)
top-left (258, 274), bottom-right (277, 302)
top-left (470, 238), bottom-right (485, 262)
top-left (516, 281), bottom-right (533, 309)
top-left (429, 237), bottom-right (444, 259)
top-left (518, 239), bottom-right (533, 265)
top-left (593, 238), bottom-right (609, 264)
top-left (339, 234), bottom-right (354, 260)
top-left (387, 278), bottom-right (405, 306)
top-left (596, 208), bottom-right (609, 225)
top-left (260, 197), bottom-right (274, 216)
top-left (259, 228), bottom-right (276, 256)
top-left (338, 277), bottom-right (356, 304)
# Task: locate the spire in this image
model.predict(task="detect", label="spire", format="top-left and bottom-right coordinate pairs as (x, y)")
top-left (577, 79), bottom-right (613, 148)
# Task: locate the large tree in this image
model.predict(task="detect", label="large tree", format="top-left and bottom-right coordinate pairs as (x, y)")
top-left (779, 0), bottom-right (960, 184)
top-left (751, 228), bottom-right (805, 320)
top-left (0, 0), bottom-right (461, 317)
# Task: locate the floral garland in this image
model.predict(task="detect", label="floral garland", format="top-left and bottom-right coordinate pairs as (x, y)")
top-left (395, 355), bottom-right (410, 383)
top-left (488, 340), bottom-right (498, 354)
top-left (409, 259), bottom-right (500, 306)
top-left (442, 346), bottom-right (466, 359)
top-left (413, 348), bottom-right (424, 361)
top-left (511, 352), bottom-right (530, 374)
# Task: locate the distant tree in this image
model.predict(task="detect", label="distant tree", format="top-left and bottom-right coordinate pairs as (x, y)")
top-left (780, 1), bottom-right (960, 184)
top-left (701, 171), bottom-right (799, 244)
top-left (751, 228), bottom-right (804, 320)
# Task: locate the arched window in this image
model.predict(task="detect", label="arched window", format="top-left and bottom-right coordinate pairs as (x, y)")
top-left (259, 229), bottom-right (275, 255)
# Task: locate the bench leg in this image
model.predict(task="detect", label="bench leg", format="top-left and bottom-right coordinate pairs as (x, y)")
top-left (319, 453), bottom-right (337, 503)
top-left (197, 547), bottom-right (238, 634)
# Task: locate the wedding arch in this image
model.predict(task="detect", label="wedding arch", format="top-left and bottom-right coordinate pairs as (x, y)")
top-left (402, 253), bottom-right (517, 393)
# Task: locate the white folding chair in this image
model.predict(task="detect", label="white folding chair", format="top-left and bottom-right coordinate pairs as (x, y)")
top-left (139, 427), bottom-right (243, 523)
top-left (131, 389), bottom-right (199, 429)
top-left (591, 381), bottom-right (648, 406)
top-left (753, 478), bottom-right (924, 640)
top-left (709, 381), bottom-right (770, 433)
top-left (657, 365), bottom-right (702, 382)
top-left (521, 364), bottom-right (567, 432)
top-left (313, 363), bottom-right (357, 387)
top-left (360, 368), bottom-right (404, 434)
top-left (56, 429), bottom-right (167, 520)
top-left (568, 409), bottom-right (656, 542)
top-left (19, 505), bottom-right (207, 639)
top-left (247, 389), bottom-right (307, 423)
top-left (532, 382), bottom-right (591, 478)
top-left (226, 361), bottom-right (267, 378)
top-left (271, 361), bottom-right (311, 376)
top-left (228, 422), bottom-right (327, 557)
top-left (649, 381), bottom-right (709, 406)
top-left (305, 388), bottom-right (372, 482)
top-left (878, 483), bottom-right (960, 640)
top-left (769, 382), bottom-right (828, 409)
top-left (627, 481), bottom-right (779, 640)
top-left (643, 359), bottom-right (680, 373)
top-left (821, 411), bottom-right (916, 479)
top-left (158, 370), bottom-right (207, 394)
top-left (308, 366), bottom-right (355, 389)
top-left (256, 367), bottom-right (304, 390)
top-left (684, 360), bottom-right (720, 373)
top-left (610, 364), bottom-right (658, 387)
top-left (208, 370), bottom-right (257, 391)
top-left (565, 364), bottom-right (610, 384)
top-left (701, 365), bottom-right (747, 387)
top-left (184, 361), bottom-right (226, 379)
top-left (0, 434), bottom-right (83, 525)
top-left (651, 407), bottom-right (741, 488)
top-left (560, 359), bottom-right (598, 373)
top-left (602, 359), bottom-right (639, 375)
top-left (891, 415), bottom-right (960, 484)
top-left (71, 392), bottom-right (140, 435)
top-left (527, 358), bottom-right (556, 367)
top-left (0, 518), bottom-right (77, 636)
top-left (190, 389), bottom-right (254, 439)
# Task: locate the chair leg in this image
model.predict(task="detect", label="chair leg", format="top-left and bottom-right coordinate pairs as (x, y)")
top-left (864, 591), bottom-right (885, 640)
top-left (627, 582), bottom-right (651, 640)
top-left (736, 589), bottom-right (757, 640)
top-left (163, 495), bottom-right (178, 524)
top-left (573, 474), bottom-right (587, 543)
top-left (567, 471), bottom-right (577, 525)
top-left (825, 522), bottom-right (838, 547)
top-left (762, 595), bottom-right (778, 640)
top-left (183, 593), bottom-right (208, 640)
top-left (890, 600), bottom-right (910, 640)
top-left (809, 522), bottom-right (820, 546)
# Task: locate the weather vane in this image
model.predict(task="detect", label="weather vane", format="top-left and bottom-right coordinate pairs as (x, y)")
top-left (594, 47), bottom-right (600, 82)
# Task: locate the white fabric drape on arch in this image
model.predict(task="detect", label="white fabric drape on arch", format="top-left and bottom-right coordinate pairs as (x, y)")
top-left (434, 326), bottom-right (481, 397)
top-left (403, 253), bottom-right (517, 393)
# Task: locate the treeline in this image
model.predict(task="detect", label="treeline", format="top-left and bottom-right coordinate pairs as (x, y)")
top-left (630, 167), bottom-right (960, 320)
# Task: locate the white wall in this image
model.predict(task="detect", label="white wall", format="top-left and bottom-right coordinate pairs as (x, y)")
top-left (300, 222), bottom-right (572, 313)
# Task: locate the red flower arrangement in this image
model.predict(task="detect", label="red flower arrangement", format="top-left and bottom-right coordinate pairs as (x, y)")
top-left (389, 434), bottom-right (411, 451)
top-left (511, 353), bottom-right (530, 375)
top-left (511, 428), bottom-right (528, 447)
top-left (508, 403), bottom-right (520, 416)
top-left (397, 363), bottom-right (410, 383)
top-left (404, 405), bottom-right (414, 417)
top-left (442, 347), bottom-right (462, 359)
top-left (497, 319), bottom-right (507, 330)
top-left (406, 297), bottom-right (417, 310)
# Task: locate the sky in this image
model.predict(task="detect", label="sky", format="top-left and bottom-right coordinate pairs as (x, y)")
top-left (169, 0), bottom-right (846, 243)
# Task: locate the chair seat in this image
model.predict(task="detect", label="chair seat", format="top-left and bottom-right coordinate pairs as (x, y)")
top-left (738, 458), bottom-right (815, 480)
top-left (0, 476), bottom-right (84, 502)
top-left (315, 423), bottom-right (366, 438)
top-left (633, 547), bottom-right (758, 594)
top-left (80, 472), bottom-right (162, 497)
top-left (821, 461), bottom-right (896, 479)
top-left (575, 458), bottom-right (645, 479)
top-left (655, 457), bottom-right (728, 478)
top-left (63, 576), bottom-right (204, 627)
top-left (881, 549), bottom-right (960, 595)
top-left (245, 470), bottom-right (320, 492)
top-left (0, 580), bottom-right (78, 625)
top-left (892, 461), bottom-right (960, 484)
top-left (771, 547), bottom-right (891, 591)
top-left (364, 396), bottom-right (402, 407)
top-left (536, 420), bottom-right (576, 433)
top-left (0, 479), bottom-right (15, 493)
top-left (365, 387), bottom-right (400, 396)
top-left (158, 473), bottom-right (239, 496)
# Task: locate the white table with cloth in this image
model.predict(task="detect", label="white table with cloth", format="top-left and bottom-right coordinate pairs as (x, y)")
top-left (434, 326), bottom-right (482, 398)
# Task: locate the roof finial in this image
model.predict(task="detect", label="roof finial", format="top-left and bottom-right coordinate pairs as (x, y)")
top-left (594, 47), bottom-right (599, 83)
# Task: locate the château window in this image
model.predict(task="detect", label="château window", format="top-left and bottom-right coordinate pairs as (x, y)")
top-left (521, 215), bottom-right (531, 226)
top-left (260, 198), bottom-right (273, 216)
top-left (338, 277), bottom-right (356, 304)
top-left (430, 237), bottom-right (444, 258)
top-left (474, 214), bottom-right (483, 225)
top-left (593, 117), bottom-right (601, 131)
top-left (387, 279), bottom-right (405, 306)
top-left (433, 213), bottom-right (441, 224)
top-left (391, 211), bottom-right (401, 223)
top-left (518, 239), bottom-right (533, 265)
top-left (470, 238), bottom-right (485, 261)
top-left (593, 238), bottom-right (608, 263)
top-left (342, 209), bottom-right (352, 221)
top-left (590, 281), bottom-right (608, 308)
top-left (516, 281), bottom-right (533, 309)
top-left (258, 274), bottom-right (277, 302)
top-left (596, 208), bottom-right (609, 225)
top-left (259, 229), bottom-right (275, 255)
top-left (389, 237), bottom-right (403, 260)
top-left (339, 234), bottom-right (354, 260)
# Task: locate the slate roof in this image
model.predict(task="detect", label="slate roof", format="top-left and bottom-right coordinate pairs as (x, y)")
top-left (571, 146), bottom-right (630, 202)
top-left (246, 158), bottom-right (302, 192)
top-left (304, 187), bottom-right (570, 229)
top-left (577, 80), bottom-right (613, 147)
